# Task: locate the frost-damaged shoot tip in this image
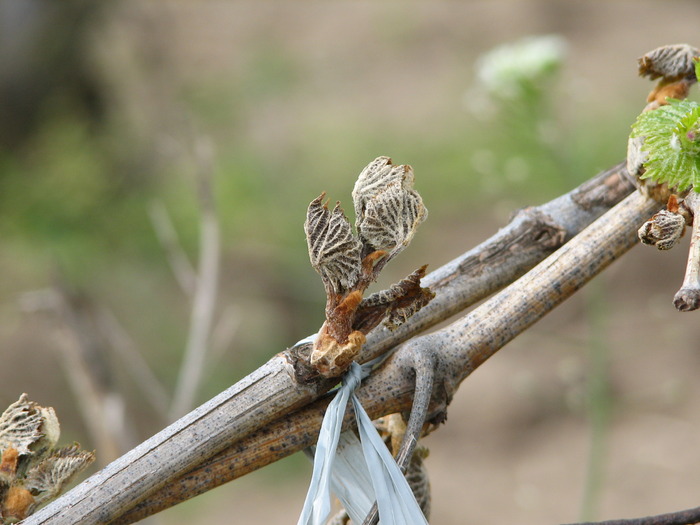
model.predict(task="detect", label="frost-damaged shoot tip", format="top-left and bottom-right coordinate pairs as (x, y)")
top-left (0, 394), bottom-right (95, 523)
top-left (303, 156), bottom-right (433, 377)
top-left (638, 194), bottom-right (691, 250)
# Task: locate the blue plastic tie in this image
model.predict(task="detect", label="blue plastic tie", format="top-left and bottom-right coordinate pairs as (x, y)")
top-left (295, 333), bottom-right (428, 525)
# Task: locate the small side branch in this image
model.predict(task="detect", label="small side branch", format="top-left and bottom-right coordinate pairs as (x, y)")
top-left (148, 200), bottom-right (197, 298)
top-left (170, 139), bottom-right (221, 419)
top-left (95, 306), bottom-right (170, 418)
top-left (673, 191), bottom-right (700, 311)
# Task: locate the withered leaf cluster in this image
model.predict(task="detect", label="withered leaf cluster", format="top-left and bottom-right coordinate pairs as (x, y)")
top-left (638, 44), bottom-right (699, 114)
top-left (305, 196), bottom-right (363, 296)
top-left (638, 44), bottom-right (699, 82)
top-left (353, 157), bottom-right (427, 258)
top-left (0, 394), bottom-right (94, 523)
top-left (304, 157), bottom-right (433, 378)
top-left (638, 194), bottom-right (691, 250)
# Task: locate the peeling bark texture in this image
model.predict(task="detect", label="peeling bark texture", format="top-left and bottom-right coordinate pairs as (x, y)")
top-left (22, 163), bottom-right (640, 525)
top-left (572, 163), bottom-right (638, 210)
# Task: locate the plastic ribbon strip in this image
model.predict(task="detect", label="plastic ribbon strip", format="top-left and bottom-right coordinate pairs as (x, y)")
top-left (296, 337), bottom-right (428, 525)
top-left (325, 431), bottom-right (375, 523)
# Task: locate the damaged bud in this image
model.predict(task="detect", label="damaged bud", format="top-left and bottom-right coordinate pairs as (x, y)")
top-left (304, 195), bottom-right (362, 295)
top-left (638, 195), bottom-right (689, 250)
top-left (639, 44), bottom-right (699, 81)
top-left (310, 329), bottom-right (366, 378)
top-left (353, 156), bottom-right (428, 260)
top-left (301, 157), bottom-right (433, 378)
top-left (638, 44), bottom-right (699, 111)
top-left (23, 445), bottom-right (96, 504)
top-left (0, 394), bottom-right (95, 522)
top-left (354, 265), bottom-right (435, 333)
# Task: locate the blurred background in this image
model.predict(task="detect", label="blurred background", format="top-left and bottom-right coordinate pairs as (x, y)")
top-left (2, 1), bottom-right (700, 523)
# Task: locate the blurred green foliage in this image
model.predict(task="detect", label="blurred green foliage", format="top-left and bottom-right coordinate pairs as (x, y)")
top-left (0, 115), bottom-right (152, 280)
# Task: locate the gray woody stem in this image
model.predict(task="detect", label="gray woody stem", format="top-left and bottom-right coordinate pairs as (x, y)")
top-left (673, 191), bottom-right (700, 311)
top-left (22, 163), bottom-right (639, 525)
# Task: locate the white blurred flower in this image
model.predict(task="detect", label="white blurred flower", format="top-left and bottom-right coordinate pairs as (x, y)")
top-left (475, 35), bottom-right (568, 99)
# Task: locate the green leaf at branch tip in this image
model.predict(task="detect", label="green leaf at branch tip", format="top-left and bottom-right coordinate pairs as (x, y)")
top-left (631, 98), bottom-right (700, 193)
top-left (695, 57), bottom-right (700, 84)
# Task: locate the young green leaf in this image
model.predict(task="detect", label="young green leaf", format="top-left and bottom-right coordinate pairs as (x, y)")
top-left (631, 98), bottom-right (700, 192)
